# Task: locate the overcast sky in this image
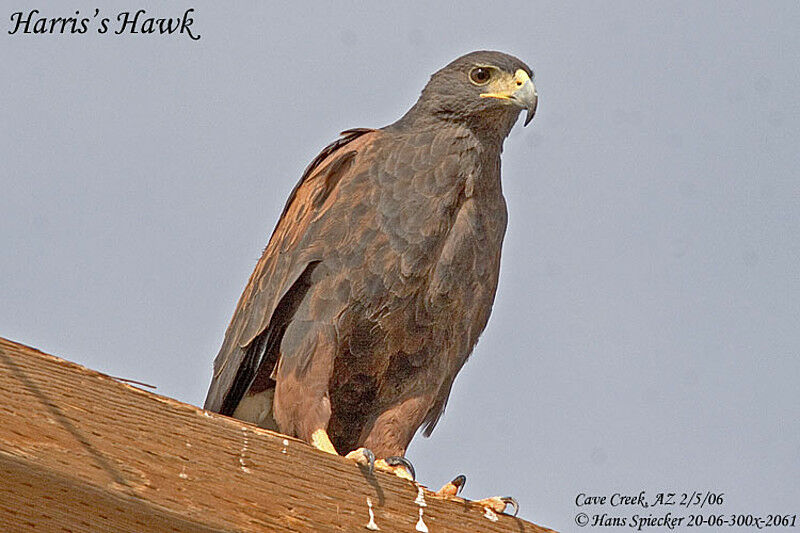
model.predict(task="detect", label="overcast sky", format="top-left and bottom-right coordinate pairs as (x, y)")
top-left (2, 2), bottom-right (799, 530)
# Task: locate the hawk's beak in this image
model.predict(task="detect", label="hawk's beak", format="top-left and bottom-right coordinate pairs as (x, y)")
top-left (481, 69), bottom-right (538, 126)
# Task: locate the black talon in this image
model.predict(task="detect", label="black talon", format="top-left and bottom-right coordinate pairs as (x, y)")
top-left (451, 474), bottom-right (467, 493)
top-left (385, 456), bottom-right (416, 480)
top-left (362, 448), bottom-right (376, 475)
top-left (501, 496), bottom-right (519, 516)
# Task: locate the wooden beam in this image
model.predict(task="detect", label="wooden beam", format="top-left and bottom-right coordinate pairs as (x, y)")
top-left (0, 337), bottom-right (556, 532)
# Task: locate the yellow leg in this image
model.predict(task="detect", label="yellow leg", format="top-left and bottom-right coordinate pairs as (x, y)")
top-left (310, 429), bottom-right (414, 480)
top-left (311, 428), bottom-right (370, 466)
top-left (311, 428), bottom-right (338, 455)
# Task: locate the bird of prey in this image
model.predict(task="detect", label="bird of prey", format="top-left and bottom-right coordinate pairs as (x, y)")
top-left (204, 50), bottom-right (536, 509)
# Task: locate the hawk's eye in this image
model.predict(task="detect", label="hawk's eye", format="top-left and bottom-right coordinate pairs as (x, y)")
top-left (469, 67), bottom-right (491, 85)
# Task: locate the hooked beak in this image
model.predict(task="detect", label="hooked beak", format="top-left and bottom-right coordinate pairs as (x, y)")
top-left (480, 69), bottom-right (538, 126)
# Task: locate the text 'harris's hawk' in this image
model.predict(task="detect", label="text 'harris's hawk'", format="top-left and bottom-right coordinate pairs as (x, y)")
top-left (204, 50), bottom-right (537, 513)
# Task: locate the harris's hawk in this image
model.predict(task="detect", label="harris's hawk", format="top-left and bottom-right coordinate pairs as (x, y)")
top-left (204, 50), bottom-right (537, 510)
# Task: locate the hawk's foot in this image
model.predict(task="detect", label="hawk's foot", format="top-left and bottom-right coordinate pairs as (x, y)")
top-left (436, 474), bottom-right (519, 516)
top-left (345, 448), bottom-right (415, 480)
top-left (474, 496), bottom-right (519, 516)
top-left (375, 455), bottom-right (415, 480)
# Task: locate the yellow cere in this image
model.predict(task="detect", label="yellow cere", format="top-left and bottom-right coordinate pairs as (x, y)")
top-left (480, 68), bottom-right (533, 101)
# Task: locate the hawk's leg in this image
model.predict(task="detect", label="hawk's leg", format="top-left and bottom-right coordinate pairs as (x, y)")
top-left (272, 321), bottom-right (413, 481)
top-left (309, 428), bottom-right (415, 480)
top-left (352, 395), bottom-right (437, 481)
top-left (436, 475), bottom-right (519, 516)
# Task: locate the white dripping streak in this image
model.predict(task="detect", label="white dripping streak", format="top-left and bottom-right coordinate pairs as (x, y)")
top-left (282, 438), bottom-right (289, 454)
top-left (414, 486), bottom-right (427, 507)
top-left (179, 441), bottom-right (192, 479)
top-left (483, 507), bottom-right (499, 522)
top-left (414, 486), bottom-right (429, 532)
top-left (415, 508), bottom-right (429, 532)
top-left (239, 426), bottom-right (251, 473)
top-left (365, 497), bottom-right (380, 530)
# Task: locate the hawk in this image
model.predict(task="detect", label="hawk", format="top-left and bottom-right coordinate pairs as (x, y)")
top-left (204, 50), bottom-right (536, 510)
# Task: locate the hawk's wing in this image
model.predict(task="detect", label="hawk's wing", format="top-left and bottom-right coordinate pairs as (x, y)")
top-left (203, 128), bottom-right (376, 414)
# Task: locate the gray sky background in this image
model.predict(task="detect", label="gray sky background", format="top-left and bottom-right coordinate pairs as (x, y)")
top-left (2, 2), bottom-right (799, 530)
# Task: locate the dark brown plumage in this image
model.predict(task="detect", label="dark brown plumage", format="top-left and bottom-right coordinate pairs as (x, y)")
top-left (204, 51), bottom-right (537, 460)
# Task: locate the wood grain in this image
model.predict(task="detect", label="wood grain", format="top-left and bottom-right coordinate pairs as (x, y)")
top-left (0, 337), bottom-right (556, 532)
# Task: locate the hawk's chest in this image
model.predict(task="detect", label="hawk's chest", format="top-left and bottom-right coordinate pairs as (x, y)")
top-left (373, 146), bottom-right (507, 300)
top-left (334, 140), bottom-right (506, 371)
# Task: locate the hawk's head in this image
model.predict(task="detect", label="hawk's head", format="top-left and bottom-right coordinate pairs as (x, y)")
top-left (398, 51), bottom-right (537, 137)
